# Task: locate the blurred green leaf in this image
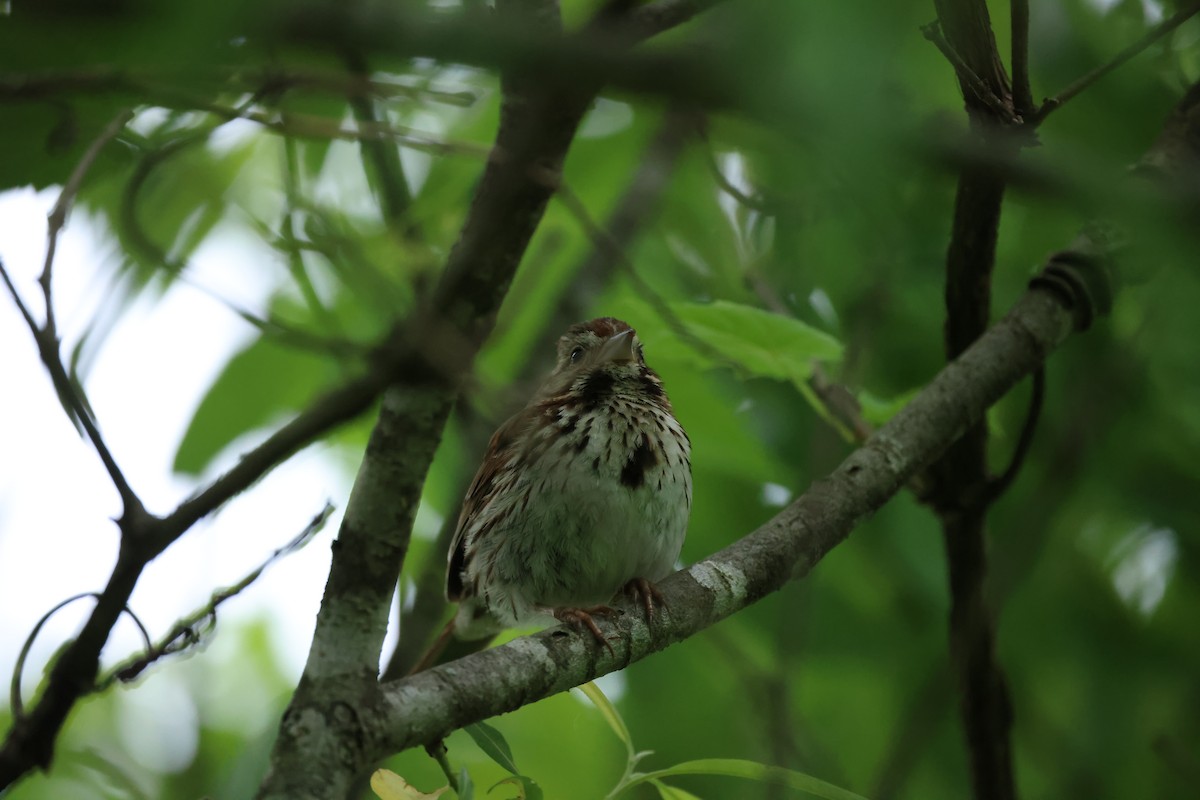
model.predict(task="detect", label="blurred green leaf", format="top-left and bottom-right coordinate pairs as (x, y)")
top-left (650, 780), bottom-right (703, 800)
top-left (456, 767), bottom-right (475, 800)
top-left (173, 332), bottom-right (334, 475)
top-left (625, 759), bottom-right (869, 800)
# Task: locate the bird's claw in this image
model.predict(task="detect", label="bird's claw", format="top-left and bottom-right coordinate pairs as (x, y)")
top-left (554, 606), bottom-right (617, 655)
top-left (623, 577), bottom-right (666, 622)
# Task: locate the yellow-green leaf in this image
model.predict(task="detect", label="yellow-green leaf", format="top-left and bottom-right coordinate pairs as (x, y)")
top-left (370, 769), bottom-right (449, 800)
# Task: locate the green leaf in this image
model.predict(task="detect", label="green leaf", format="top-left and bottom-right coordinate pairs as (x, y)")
top-left (578, 681), bottom-right (634, 756)
top-left (456, 767), bottom-right (475, 800)
top-left (464, 722), bottom-right (520, 776)
top-left (624, 759), bottom-right (870, 800)
top-left (173, 333), bottom-right (333, 475)
top-left (638, 300), bottom-right (842, 384)
top-left (650, 779), bottom-right (703, 800)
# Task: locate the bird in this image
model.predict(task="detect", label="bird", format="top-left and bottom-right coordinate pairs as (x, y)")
top-left (412, 317), bottom-right (691, 671)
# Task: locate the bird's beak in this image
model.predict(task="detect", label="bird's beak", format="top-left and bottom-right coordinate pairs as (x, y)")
top-left (597, 329), bottom-right (636, 364)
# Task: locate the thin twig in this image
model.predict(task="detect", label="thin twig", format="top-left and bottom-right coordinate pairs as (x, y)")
top-left (702, 132), bottom-right (775, 214)
top-left (41, 109), bottom-right (135, 320)
top-left (551, 178), bottom-right (731, 369)
top-left (0, 110), bottom-right (145, 518)
top-left (1010, 0), bottom-right (1034, 120)
top-left (807, 363), bottom-right (874, 444)
top-left (1034, 1), bottom-right (1200, 124)
top-left (0, 67), bottom-right (480, 109)
top-left (984, 366), bottom-right (1044, 504)
top-left (99, 503), bottom-right (333, 688)
top-left (10, 593), bottom-right (150, 720)
top-left (921, 21), bottom-right (1019, 125)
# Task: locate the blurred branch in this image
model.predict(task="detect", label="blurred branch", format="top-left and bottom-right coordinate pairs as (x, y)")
top-left (371, 256), bottom-right (1108, 759)
top-left (921, 21), bottom-right (1018, 125)
top-left (1033, 2), bottom-right (1200, 125)
top-left (806, 363), bottom-right (874, 444)
top-left (553, 178), bottom-right (731, 368)
top-left (0, 67), bottom-right (479, 108)
top-left (210, 104), bottom-right (491, 155)
top-left (624, 0), bottom-right (726, 42)
top-left (703, 131), bottom-right (775, 213)
top-left (984, 367), bottom-right (1045, 505)
top-left (1010, 0), bottom-right (1034, 120)
top-left (927, 3), bottom-right (1019, 799)
top-left (2, 109), bottom-right (140, 511)
top-left (870, 663), bottom-right (953, 799)
top-left (280, 4), bottom-right (740, 112)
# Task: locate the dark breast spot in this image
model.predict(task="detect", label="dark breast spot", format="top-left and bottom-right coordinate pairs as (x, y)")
top-left (578, 371), bottom-right (615, 409)
top-left (620, 433), bottom-right (659, 489)
top-left (638, 369), bottom-right (665, 398)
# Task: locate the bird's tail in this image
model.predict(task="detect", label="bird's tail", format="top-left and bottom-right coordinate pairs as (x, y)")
top-left (407, 618), bottom-right (498, 675)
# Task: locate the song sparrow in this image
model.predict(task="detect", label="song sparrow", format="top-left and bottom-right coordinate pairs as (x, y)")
top-left (441, 317), bottom-right (691, 654)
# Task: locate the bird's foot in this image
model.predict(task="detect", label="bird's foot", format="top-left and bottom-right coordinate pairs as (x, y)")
top-left (554, 605), bottom-right (617, 654)
top-left (623, 577), bottom-right (667, 623)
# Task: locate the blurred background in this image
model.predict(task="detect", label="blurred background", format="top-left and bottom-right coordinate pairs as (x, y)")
top-left (1, 0), bottom-right (1198, 797)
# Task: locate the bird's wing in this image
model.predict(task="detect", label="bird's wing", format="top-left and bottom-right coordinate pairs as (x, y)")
top-left (445, 409), bottom-right (528, 601)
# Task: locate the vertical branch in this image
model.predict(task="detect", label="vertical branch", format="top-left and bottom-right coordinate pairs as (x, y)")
top-left (258, 1), bottom-right (606, 795)
top-left (927, 2), bottom-right (1019, 800)
top-left (1010, 0), bottom-right (1034, 120)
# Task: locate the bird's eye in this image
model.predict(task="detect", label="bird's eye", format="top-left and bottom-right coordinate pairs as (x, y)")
top-left (569, 346), bottom-right (585, 363)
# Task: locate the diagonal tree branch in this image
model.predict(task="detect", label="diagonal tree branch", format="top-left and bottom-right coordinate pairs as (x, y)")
top-left (1034, 1), bottom-right (1200, 125)
top-left (370, 250), bottom-right (1109, 760)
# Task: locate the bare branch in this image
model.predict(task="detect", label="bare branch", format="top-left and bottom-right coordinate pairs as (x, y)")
top-left (1035, 2), bottom-right (1200, 124)
top-left (1010, 0), bottom-right (1034, 120)
top-left (928, 3), bottom-right (1019, 798)
top-left (921, 21), bottom-right (1017, 125)
top-left (623, 0), bottom-right (727, 42)
top-left (9, 593), bottom-right (149, 720)
top-left (20, 110), bottom-right (142, 515)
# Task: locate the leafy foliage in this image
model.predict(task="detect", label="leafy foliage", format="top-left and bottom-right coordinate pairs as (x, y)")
top-left (2, 0), bottom-right (1199, 799)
